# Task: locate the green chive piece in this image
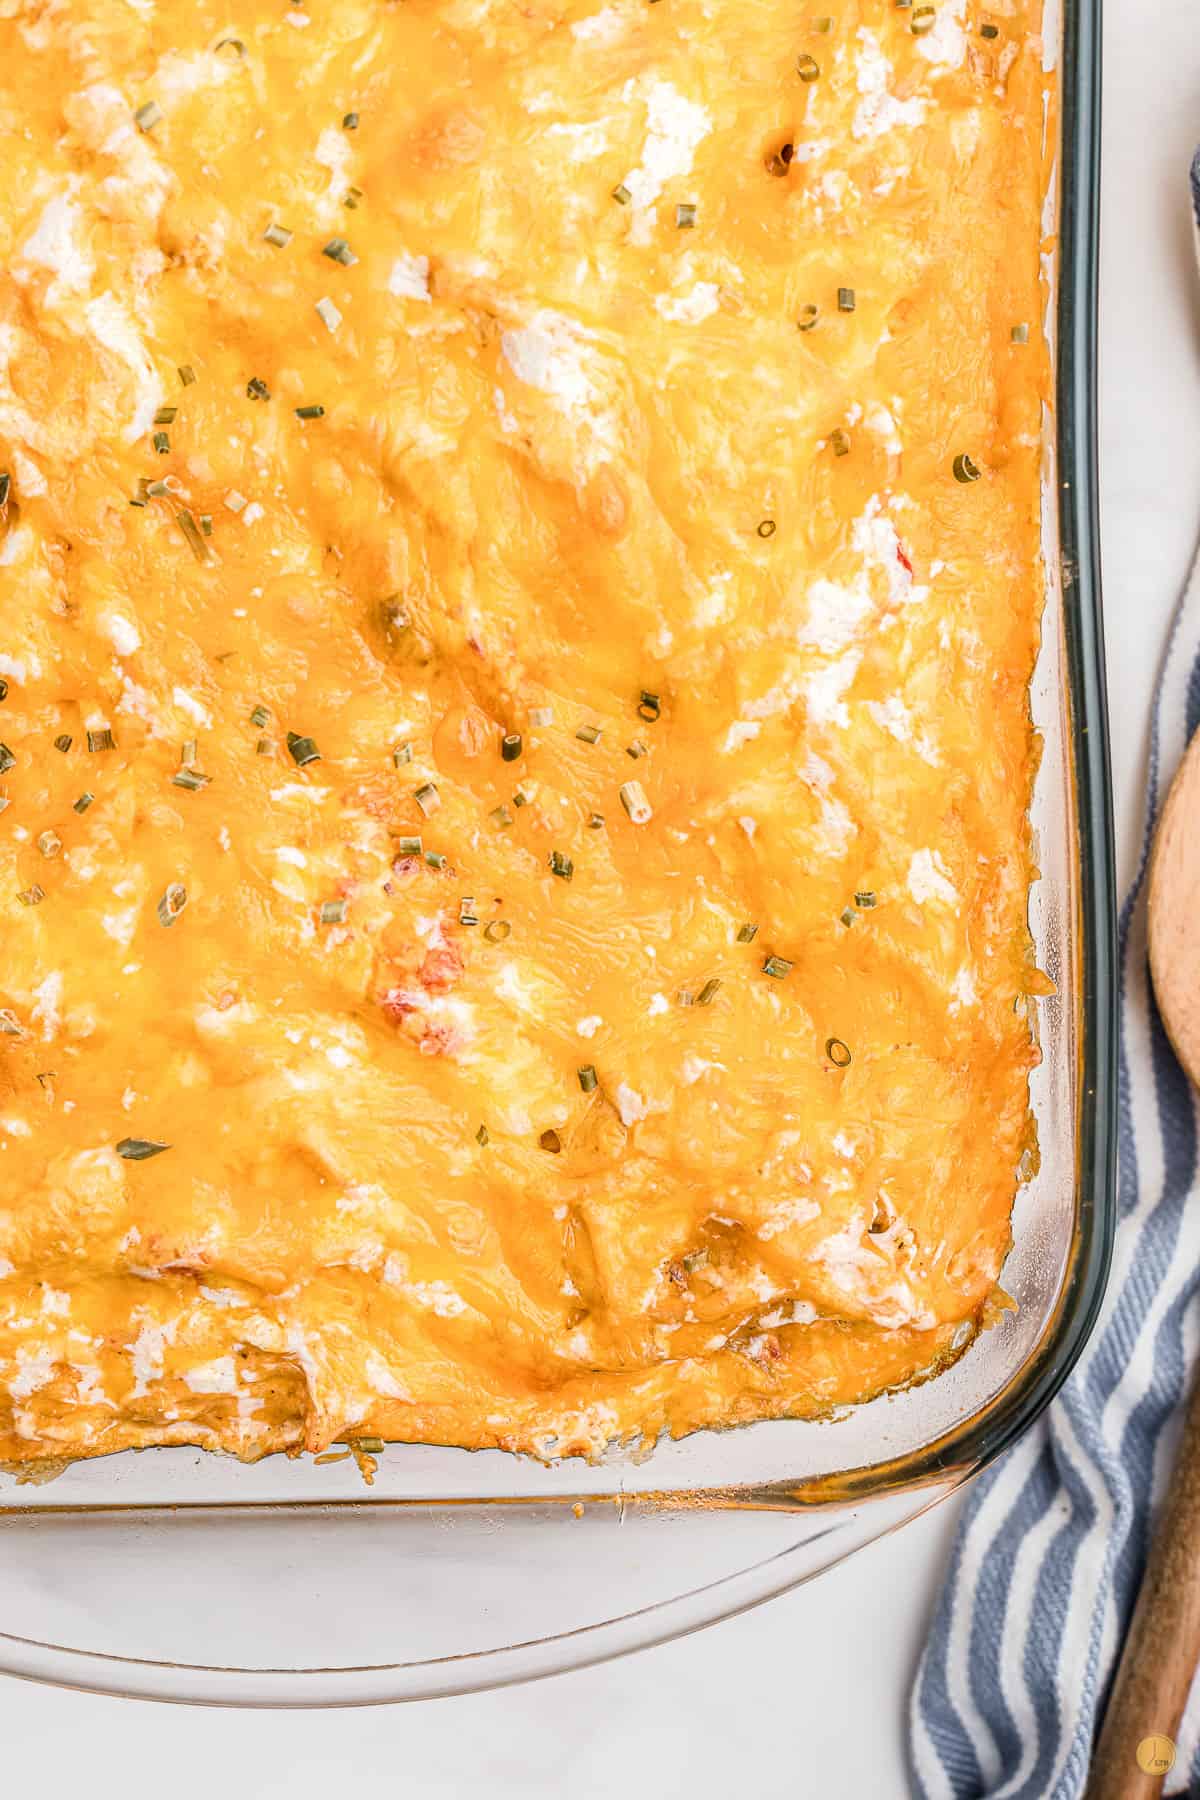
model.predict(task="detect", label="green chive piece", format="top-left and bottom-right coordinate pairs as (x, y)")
top-left (812, 15), bottom-right (834, 29)
top-left (549, 850), bottom-right (574, 881)
top-left (576, 724), bottom-right (602, 745)
top-left (157, 882), bottom-right (187, 926)
top-left (73, 793), bottom-right (94, 814)
top-left (501, 732), bottom-right (523, 761)
top-left (762, 954), bottom-right (792, 979)
top-left (263, 223), bottom-right (293, 248)
top-left (354, 1436), bottom-right (385, 1454)
top-left (246, 377), bottom-right (270, 402)
top-left (392, 741), bottom-right (413, 767)
top-left (736, 922), bottom-right (758, 943)
top-left (578, 1064), bottom-right (598, 1093)
top-left (0, 743), bottom-right (13, 774)
top-left (250, 704), bottom-right (270, 728)
top-left (840, 907), bottom-right (856, 927)
top-left (0, 679), bottom-right (7, 702)
top-left (17, 885), bottom-right (45, 906)
top-left (175, 509), bottom-right (209, 561)
top-left (172, 768), bottom-right (210, 791)
top-left (619, 780), bottom-right (652, 824)
top-left (539, 1128), bottom-right (562, 1153)
top-left (757, 519), bottom-right (777, 539)
top-left (676, 203), bottom-right (697, 229)
top-left (154, 405), bottom-right (177, 425)
top-left (37, 830), bottom-right (61, 859)
top-left (798, 303), bottom-right (820, 331)
top-left (53, 734), bottom-right (72, 753)
top-left (343, 111), bottom-right (359, 129)
top-left (796, 52), bottom-right (820, 80)
top-left (837, 287), bottom-right (856, 312)
top-left (393, 835), bottom-right (422, 856)
top-left (696, 978), bottom-right (722, 1006)
top-left (587, 812), bottom-right (605, 830)
top-left (677, 989), bottom-right (694, 1007)
top-left (215, 35), bottom-right (246, 56)
top-left (831, 429), bottom-right (852, 457)
top-left (476, 1123), bottom-right (489, 1146)
top-left (295, 404), bottom-right (325, 419)
top-left (953, 452), bottom-right (983, 484)
top-left (153, 431), bottom-right (170, 454)
top-left (117, 1137), bottom-right (170, 1160)
top-left (980, 20), bottom-right (999, 37)
top-left (826, 1036), bottom-right (852, 1067)
top-left (180, 740), bottom-right (197, 765)
top-left (315, 296), bottom-right (343, 332)
top-left (0, 473), bottom-right (10, 508)
top-left (626, 739), bottom-right (648, 760)
top-left (145, 479), bottom-right (168, 497)
top-left (912, 4), bottom-right (936, 31)
top-left (256, 736), bottom-right (272, 756)
top-left (490, 804), bottom-right (513, 829)
top-left (638, 690), bottom-right (661, 722)
top-left (323, 237), bottom-right (358, 267)
top-left (0, 1011), bottom-right (22, 1036)
top-left (425, 850), bottom-right (447, 869)
top-left (1011, 323), bottom-right (1030, 344)
top-left (855, 891), bottom-right (877, 909)
top-left (459, 897), bottom-right (478, 926)
top-left (320, 899), bottom-right (347, 924)
top-left (484, 919), bottom-right (512, 943)
top-left (612, 183), bottom-right (632, 205)
top-left (87, 728), bottom-right (115, 753)
top-left (343, 187), bottom-right (363, 210)
top-left (178, 364), bottom-right (196, 386)
top-left (134, 100), bottom-right (162, 132)
top-left (287, 732), bottom-right (321, 767)
top-left (414, 782), bottom-right (440, 816)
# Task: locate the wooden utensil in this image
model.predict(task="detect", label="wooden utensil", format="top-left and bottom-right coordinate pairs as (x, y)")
top-left (1087, 729), bottom-right (1200, 1799)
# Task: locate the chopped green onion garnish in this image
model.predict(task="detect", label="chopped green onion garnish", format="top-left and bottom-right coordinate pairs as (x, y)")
top-left (1011, 323), bottom-right (1029, 344)
top-left (134, 100), bottom-right (162, 132)
top-left (0, 679), bottom-right (7, 701)
top-left (320, 900), bottom-right (347, 924)
top-left (117, 1137), bottom-right (170, 1160)
top-left (676, 989), bottom-right (694, 1007)
top-left (175, 509), bottom-right (209, 561)
top-left (73, 792), bottom-right (94, 814)
top-left (157, 882), bottom-right (187, 926)
top-left (476, 1123), bottom-right (489, 1146)
top-left (619, 780), bottom-right (652, 824)
top-left (414, 782), bottom-right (440, 816)
top-left (484, 919), bottom-right (511, 943)
top-left (53, 734), bottom-right (72, 753)
top-left (831, 429), bottom-right (852, 457)
top-left (178, 364), bottom-right (196, 386)
top-left (953, 452), bottom-right (982, 484)
top-left (638, 690), bottom-right (661, 722)
top-left (676, 203), bottom-right (697, 228)
top-left (250, 704), bottom-right (270, 728)
top-left (153, 431), bottom-right (170, 455)
top-left (576, 724), bottom-right (602, 745)
top-left (612, 183), bottom-right (632, 205)
top-left (37, 830), bottom-right (61, 859)
top-left (912, 4), bottom-right (936, 31)
top-left (587, 812), bottom-right (605, 830)
top-left (17, 885), bottom-right (45, 906)
top-left (343, 187), bottom-right (363, 210)
top-left (172, 768), bottom-right (210, 791)
top-left (626, 739), bottom-right (648, 760)
top-left (425, 850), bottom-right (447, 869)
top-left (490, 804), bottom-right (513, 828)
top-left (323, 237), bottom-right (358, 266)
top-left (501, 731), bottom-right (523, 761)
top-left (459, 897), bottom-right (478, 926)
top-left (143, 479), bottom-right (166, 497)
top-left (263, 223), bottom-right (293, 248)
top-left (295, 404), bottom-right (325, 419)
top-left (0, 473), bottom-right (10, 508)
top-left (181, 740), bottom-right (197, 765)
top-left (513, 787), bottom-right (532, 808)
top-left (825, 1036), bottom-right (852, 1067)
top-left (154, 405), bottom-right (177, 425)
top-left (980, 20), bottom-right (999, 37)
top-left (549, 851), bottom-right (574, 881)
top-left (578, 1065), bottom-right (598, 1092)
top-left (256, 737), bottom-right (272, 756)
top-left (813, 15), bottom-right (834, 29)
top-left (762, 954), bottom-right (792, 979)
top-left (796, 52), bottom-right (821, 80)
top-left (0, 743), bottom-right (14, 774)
top-left (855, 891), bottom-right (877, 909)
top-left (315, 296), bottom-right (343, 332)
top-left (529, 706), bottom-right (554, 728)
top-left (215, 35), bottom-right (246, 56)
top-left (392, 741), bottom-right (413, 767)
top-left (736, 922), bottom-right (758, 943)
top-left (840, 907), bottom-right (856, 927)
top-left (199, 513), bottom-right (213, 535)
top-left (246, 377), bottom-right (270, 402)
top-left (757, 519), bottom-right (777, 539)
top-left (0, 1010), bottom-right (22, 1035)
top-left (87, 728), bottom-right (115, 753)
top-left (798, 304), bottom-right (820, 331)
top-left (539, 1128), bottom-right (562, 1153)
top-left (394, 835), bottom-right (422, 856)
top-left (343, 111), bottom-right (359, 129)
top-left (696, 978), bottom-right (722, 1006)
top-left (287, 732), bottom-right (321, 767)
top-left (837, 287), bottom-right (856, 312)
top-left (354, 1436), bottom-right (385, 1454)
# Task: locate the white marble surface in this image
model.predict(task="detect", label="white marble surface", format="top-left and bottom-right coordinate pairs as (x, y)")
top-left (2, 4), bottom-right (1199, 1794)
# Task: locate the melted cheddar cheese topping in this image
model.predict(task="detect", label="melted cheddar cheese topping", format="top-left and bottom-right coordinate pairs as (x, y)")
top-left (0, 0), bottom-right (1048, 1466)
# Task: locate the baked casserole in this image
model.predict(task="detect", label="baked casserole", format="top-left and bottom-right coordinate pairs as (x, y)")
top-left (0, 0), bottom-right (1048, 1466)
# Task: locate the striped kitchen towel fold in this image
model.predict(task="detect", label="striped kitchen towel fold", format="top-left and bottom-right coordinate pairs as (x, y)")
top-left (908, 150), bottom-right (1200, 1800)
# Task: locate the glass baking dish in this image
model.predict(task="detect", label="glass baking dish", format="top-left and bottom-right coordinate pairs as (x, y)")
top-left (0, 0), bottom-right (1114, 1706)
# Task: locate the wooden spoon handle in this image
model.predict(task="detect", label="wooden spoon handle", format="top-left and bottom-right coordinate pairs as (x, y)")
top-left (1086, 1368), bottom-right (1200, 1799)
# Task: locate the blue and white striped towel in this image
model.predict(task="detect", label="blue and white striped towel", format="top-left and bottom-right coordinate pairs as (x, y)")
top-left (908, 153), bottom-right (1200, 1800)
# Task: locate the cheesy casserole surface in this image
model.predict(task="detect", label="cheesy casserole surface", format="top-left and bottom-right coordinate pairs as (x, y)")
top-left (0, 0), bottom-right (1049, 1466)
